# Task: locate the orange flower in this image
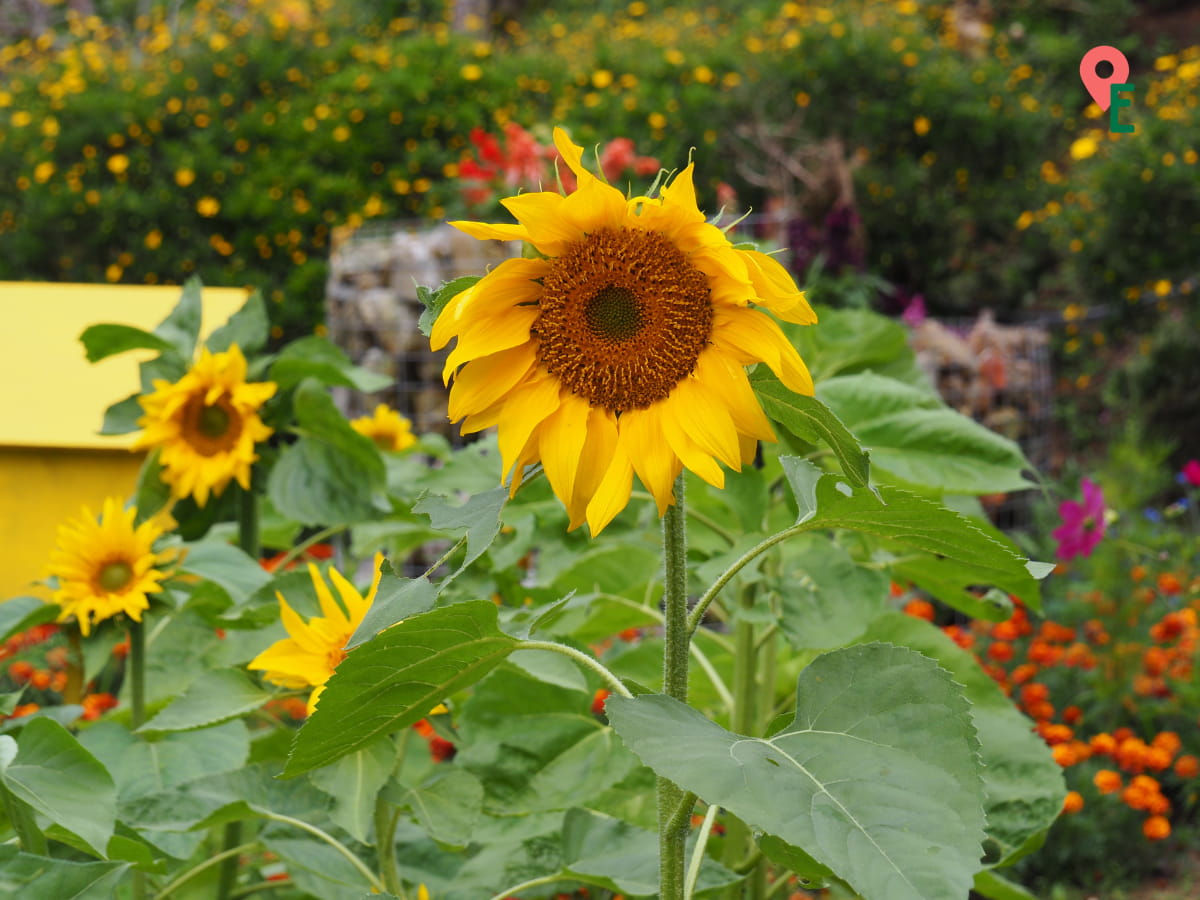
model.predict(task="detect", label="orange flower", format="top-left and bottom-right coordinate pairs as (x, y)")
top-left (1143, 647), bottom-right (1168, 676)
top-left (1130, 564), bottom-right (1147, 582)
top-left (1052, 744), bottom-right (1077, 766)
top-left (991, 620), bottom-right (1019, 641)
top-left (1143, 815), bottom-right (1171, 841)
top-left (1010, 663), bottom-right (1039, 684)
top-left (1090, 733), bottom-right (1117, 756)
top-left (1152, 731), bottom-right (1181, 756)
top-left (1062, 791), bottom-right (1084, 814)
top-left (1094, 769), bottom-right (1123, 794)
top-left (987, 641), bottom-right (1014, 662)
top-left (1063, 705), bottom-right (1083, 724)
top-left (1040, 723), bottom-right (1074, 745)
top-left (1158, 573), bottom-right (1182, 595)
top-left (591, 688), bottom-right (611, 716)
top-left (1173, 755), bottom-right (1199, 778)
top-left (942, 624), bottom-right (974, 650)
top-left (903, 598), bottom-right (935, 621)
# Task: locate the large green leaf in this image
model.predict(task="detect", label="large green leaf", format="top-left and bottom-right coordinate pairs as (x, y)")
top-left (561, 808), bottom-right (742, 896)
top-left (153, 278), bottom-right (203, 359)
top-left (262, 836), bottom-right (374, 900)
top-left (178, 540), bottom-right (272, 606)
top-left (456, 665), bottom-right (637, 815)
top-left (285, 601), bottom-right (519, 776)
top-left (817, 373), bottom-right (1034, 494)
top-left (348, 564), bottom-right (437, 647)
top-left (0, 596), bottom-right (58, 644)
top-left (310, 739), bottom-right (396, 843)
top-left (138, 669), bottom-right (272, 734)
top-left (786, 306), bottom-right (913, 380)
top-left (780, 458), bottom-right (1045, 613)
top-left (773, 535), bottom-right (889, 650)
top-left (0, 847), bottom-right (129, 899)
top-left (205, 291), bottom-right (269, 355)
top-left (412, 486), bottom-right (508, 573)
top-left (607, 643), bottom-right (986, 900)
top-left (391, 767), bottom-right (484, 846)
top-left (269, 336), bottom-right (392, 392)
top-left (268, 379), bottom-right (388, 525)
top-left (750, 370), bottom-right (870, 488)
top-left (0, 718), bottom-right (117, 856)
top-left (860, 613), bottom-right (1065, 867)
top-left (79, 323), bottom-right (174, 363)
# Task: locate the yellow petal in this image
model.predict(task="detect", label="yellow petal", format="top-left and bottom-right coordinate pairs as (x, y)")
top-left (618, 409), bottom-right (680, 514)
top-left (569, 406), bottom-right (619, 530)
top-left (496, 374), bottom-right (563, 482)
top-left (538, 393), bottom-right (592, 520)
top-left (712, 307), bottom-right (815, 397)
top-left (586, 443), bottom-right (635, 535)
top-left (447, 342), bottom-right (538, 423)
top-left (741, 249), bottom-right (817, 324)
top-left (449, 219), bottom-right (530, 243)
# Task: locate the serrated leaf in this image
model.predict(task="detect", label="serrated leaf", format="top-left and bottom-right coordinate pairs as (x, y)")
top-left (153, 278), bottom-right (203, 359)
top-left (138, 669), bottom-right (272, 734)
top-left (606, 643), bottom-right (986, 900)
top-left (284, 601), bottom-right (519, 776)
top-left (0, 718), bottom-right (116, 856)
top-left (392, 767), bottom-right (484, 846)
top-left (417, 275), bottom-right (480, 337)
top-left (413, 487), bottom-right (508, 574)
top-left (268, 380), bottom-right (388, 525)
top-left (205, 291), bottom-right (269, 355)
top-left (774, 535), bottom-right (888, 650)
top-left (348, 563), bottom-right (437, 648)
top-left (860, 613), bottom-right (1065, 867)
top-left (779, 458), bottom-right (1043, 612)
top-left (0, 596), bottom-right (58, 645)
top-left (269, 336), bottom-right (392, 392)
top-left (309, 739), bottom-right (395, 843)
top-left (750, 370), bottom-right (870, 487)
top-left (79, 323), bottom-right (175, 363)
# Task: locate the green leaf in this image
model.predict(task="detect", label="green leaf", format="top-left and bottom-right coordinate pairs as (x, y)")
top-left (268, 380), bottom-right (388, 525)
top-left (205, 291), bottom-right (269, 355)
top-left (348, 564), bottom-right (437, 648)
top-left (561, 808), bottom-right (742, 896)
top-left (262, 836), bottom-right (375, 898)
top-left (756, 834), bottom-right (834, 888)
top-left (817, 373), bottom-right (1034, 494)
top-left (178, 540), bottom-right (272, 606)
top-left (285, 601), bottom-right (519, 776)
top-left (138, 669), bottom-right (272, 734)
top-left (417, 275), bottom-right (481, 337)
top-left (98, 393), bottom-right (145, 436)
top-left (606, 643), bottom-right (986, 900)
top-left (413, 487), bottom-right (508, 572)
top-left (0, 690), bottom-right (25, 716)
top-left (133, 449), bottom-right (173, 525)
top-left (786, 306), bottom-right (913, 380)
top-left (774, 535), bottom-right (888, 650)
top-left (750, 370), bottom-right (870, 488)
top-left (309, 739), bottom-right (395, 843)
top-left (269, 336), bottom-right (392, 392)
top-left (153, 278), bottom-right (203, 359)
top-left (0, 596), bottom-right (58, 644)
top-left (79, 324), bottom-right (174, 363)
top-left (779, 458), bottom-right (1044, 613)
top-left (0, 847), bottom-right (129, 899)
top-left (973, 868), bottom-right (1041, 900)
top-left (0, 718), bottom-right (117, 855)
top-left (392, 767), bottom-right (484, 846)
top-left (859, 613), bottom-right (1065, 867)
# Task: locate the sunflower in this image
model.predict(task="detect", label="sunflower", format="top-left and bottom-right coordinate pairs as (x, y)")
top-left (132, 344), bottom-right (276, 506)
top-left (47, 497), bottom-right (170, 636)
top-left (248, 555), bottom-right (382, 715)
top-left (350, 404), bottom-right (417, 452)
top-left (431, 127), bottom-right (816, 534)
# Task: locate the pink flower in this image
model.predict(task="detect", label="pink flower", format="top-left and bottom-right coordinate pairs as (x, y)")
top-left (1182, 459), bottom-right (1200, 487)
top-left (1052, 478), bottom-right (1106, 560)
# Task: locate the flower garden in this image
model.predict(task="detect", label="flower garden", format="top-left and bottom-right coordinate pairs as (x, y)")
top-left (1, 1), bottom-right (1198, 899)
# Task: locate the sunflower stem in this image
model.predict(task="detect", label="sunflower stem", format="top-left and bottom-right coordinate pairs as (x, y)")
top-left (64, 625), bottom-right (84, 705)
top-left (219, 486), bottom-right (260, 900)
top-left (659, 474), bottom-right (691, 900)
top-left (374, 794), bottom-right (402, 895)
top-left (128, 616), bottom-right (147, 900)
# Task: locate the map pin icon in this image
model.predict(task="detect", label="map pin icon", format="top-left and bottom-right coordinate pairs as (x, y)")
top-left (1080, 46), bottom-right (1130, 111)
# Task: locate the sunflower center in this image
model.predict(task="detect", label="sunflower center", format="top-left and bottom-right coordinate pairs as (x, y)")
top-left (534, 227), bottom-right (712, 412)
top-left (196, 404), bottom-right (231, 438)
top-left (183, 396), bottom-right (243, 456)
top-left (97, 560), bottom-right (133, 593)
top-left (585, 285), bottom-right (643, 341)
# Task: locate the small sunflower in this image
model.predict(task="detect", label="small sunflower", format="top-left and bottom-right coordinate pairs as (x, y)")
top-left (132, 344), bottom-right (277, 506)
top-left (431, 127), bottom-right (816, 534)
top-left (248, 555), bottom-right (382, 715)
top-left (47, 497), bottom-right (170, 637)
top-left (350, 404), bottom-right (417, 452)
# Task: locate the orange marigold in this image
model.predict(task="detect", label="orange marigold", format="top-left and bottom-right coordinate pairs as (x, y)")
top-left (1094, 769), bottom-right (1122, 794)
top-left (903, 598), bottom-right (935, 621)
top-left (1062, 791), bottom-right (1085, 814)
top-left (1158, 573), bottom-right (1182, 595)
top-left (1090, 732), bottom-right (1117, 755)
top-left (1143, 815), bottom-right (1171, 841)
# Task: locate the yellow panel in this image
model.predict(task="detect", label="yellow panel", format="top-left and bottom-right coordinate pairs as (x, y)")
top-left (0, 446), bottom-right (145, 600)
top-left (0, 283), bottom-right (248, 450)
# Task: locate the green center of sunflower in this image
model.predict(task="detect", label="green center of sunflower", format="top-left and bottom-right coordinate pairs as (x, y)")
top-left (534, 227), bottom-right (712, 413)
top-left (197, 403), bottom-right (231, 438)
top-left (98, 561), bottom-right (133, 593)
top-left (585, 285), bottom-right (643, 341)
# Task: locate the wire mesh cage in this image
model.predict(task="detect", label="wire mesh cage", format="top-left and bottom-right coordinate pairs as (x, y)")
top-left (324, 221), bottom-right (519, 443)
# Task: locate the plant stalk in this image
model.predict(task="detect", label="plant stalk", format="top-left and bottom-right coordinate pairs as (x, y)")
top-left (0, 782), bottom-right (48, 855)
top-left (659, 474), bottom-right (692, 900)
top-left (64, 626), bottom-right (84, 705)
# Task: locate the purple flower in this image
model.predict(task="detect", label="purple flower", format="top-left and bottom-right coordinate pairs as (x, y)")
top-left (1182, 459), bottom-right (1200, 488)
top-left (1052, 478), bottom-right (1106, 560)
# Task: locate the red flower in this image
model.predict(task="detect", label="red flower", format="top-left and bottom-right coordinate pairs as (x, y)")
top-left (591, 688), bottom-right (611, 716)
top-left (1181, 459), bottom-right (1200, 487)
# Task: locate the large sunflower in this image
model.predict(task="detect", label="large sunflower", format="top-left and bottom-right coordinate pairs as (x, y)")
top-left (431, 127), bottom-right (816, 534)
top-left (132, 344), bottom-right (276, 506)
top-left (47, 497), bottom-right (170, 636)
top-left (247, 556), bottom-right (382, 715)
